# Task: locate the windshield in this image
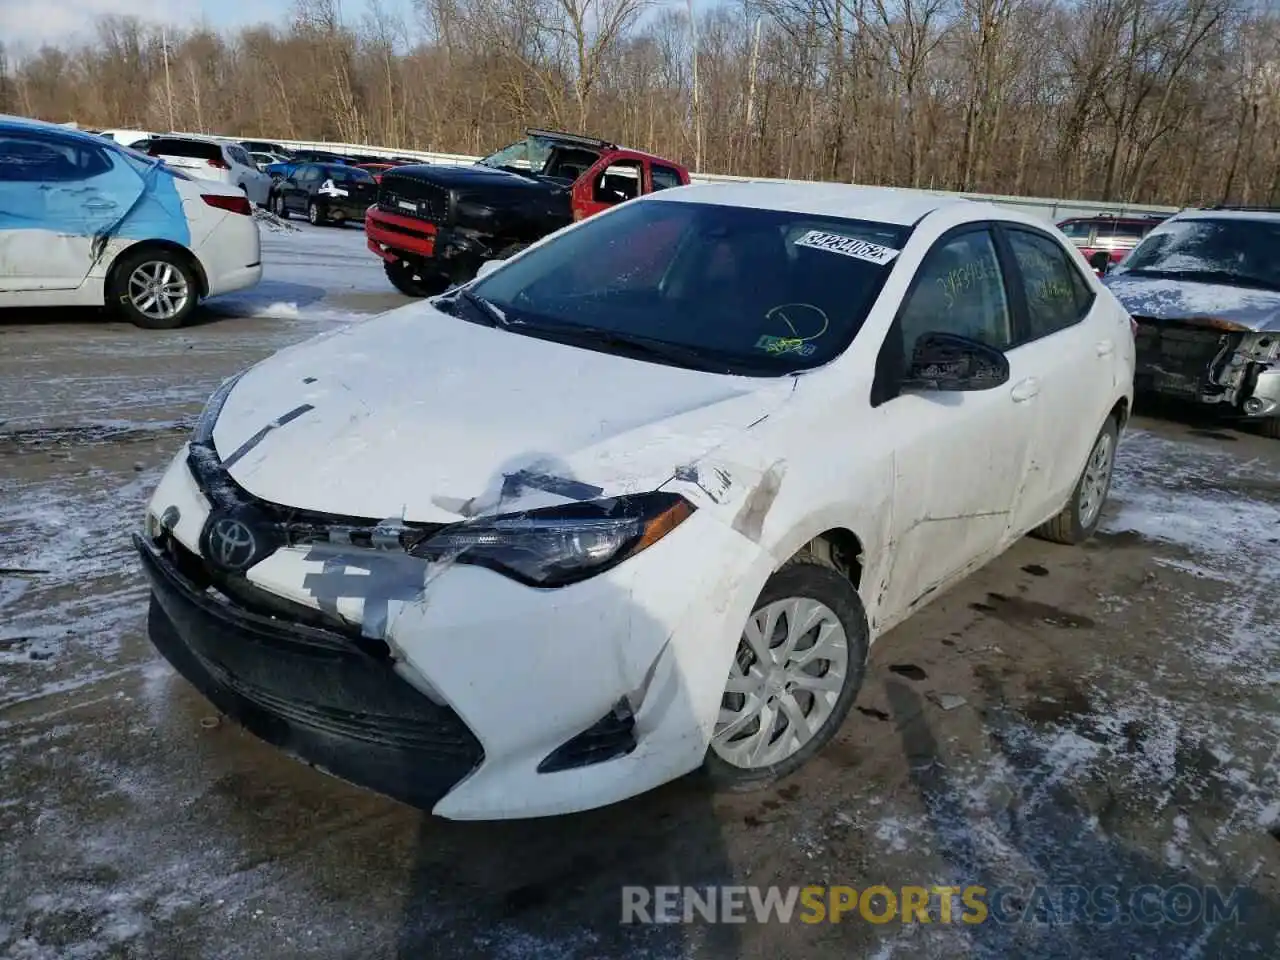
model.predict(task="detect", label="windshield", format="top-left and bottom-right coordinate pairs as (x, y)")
top-left (479, 137), bottom-right (554, 174)
top-left (1114, 217), bottom-right (1280, 290)
top-left (325, 165), bottom-right (374, 184)
top-left (468, 198), bottom-right (910, 376)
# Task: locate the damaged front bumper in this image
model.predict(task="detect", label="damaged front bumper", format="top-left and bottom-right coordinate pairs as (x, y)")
top-left (1132, 316), bottom-right (1280, 419)
top-left (137, 445), bottom-right (775, 819)
top-left (136, 532), bottom-right (485, 808)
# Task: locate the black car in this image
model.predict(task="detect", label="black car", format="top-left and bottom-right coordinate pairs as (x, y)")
top-left (269, 163), bottom-right (378, 226)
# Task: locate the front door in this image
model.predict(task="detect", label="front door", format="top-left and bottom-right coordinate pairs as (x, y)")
top-left (574, 156), bottom-right (644, 220)
top-left (874, 226), bottom-right (1036, 626)
top-left (0, 129), bottom-right (141, 292)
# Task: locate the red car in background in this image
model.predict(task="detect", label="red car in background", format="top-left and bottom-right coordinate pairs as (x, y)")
top-left (356, 162), bottom-right (406, 184)
top-left (1058, 214), bottom-right (1167, 275)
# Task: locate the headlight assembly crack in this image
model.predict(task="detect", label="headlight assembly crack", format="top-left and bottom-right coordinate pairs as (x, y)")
top-left (406, 493), bottom-right (695, 587)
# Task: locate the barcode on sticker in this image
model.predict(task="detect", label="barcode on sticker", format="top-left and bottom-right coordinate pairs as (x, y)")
top-left (794, 231), bottom-right (899, 265)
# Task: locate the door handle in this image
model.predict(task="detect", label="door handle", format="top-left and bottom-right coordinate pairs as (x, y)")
top-left (84, 198), bottom-right (116, 211)
top-left (1010, 377), bottom-right (1040, 402)
top-left (1096, 339), bottom-right (1114, 357)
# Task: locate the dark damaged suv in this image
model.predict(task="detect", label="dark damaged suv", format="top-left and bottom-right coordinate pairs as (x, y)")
top-left (365, 129), bottom-right (691, 296)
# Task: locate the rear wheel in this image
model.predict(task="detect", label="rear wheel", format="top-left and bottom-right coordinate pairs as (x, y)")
top-left (107, 248), bottom-right (199, 330)
top-left (1032, 416), bottom-right (1119, 544)
top-left (384, 259), bottom-right (448, 297)
top-left (307, 201), bottom-right (325, 226)
top-left (271, 193), bottom-right (289, 219)
top-left (703, 561), bottom-right (869, 791)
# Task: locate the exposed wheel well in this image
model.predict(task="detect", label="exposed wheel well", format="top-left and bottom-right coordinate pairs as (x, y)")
top-left (1110, 397), bottom-right (1130, 430)
top-left (109, 240), bottom-right (208, 298)
top-left (784, 528), bottom-right (864, 590)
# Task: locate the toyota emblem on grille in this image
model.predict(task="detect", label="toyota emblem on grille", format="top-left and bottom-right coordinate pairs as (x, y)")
top-left (207, 517), bottom-right (258, 570)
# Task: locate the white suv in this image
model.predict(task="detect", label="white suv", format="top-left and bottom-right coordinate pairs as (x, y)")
top-left (145, 135), bottom-right (271, 207)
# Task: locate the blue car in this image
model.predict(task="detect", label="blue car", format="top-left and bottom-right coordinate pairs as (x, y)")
top-left (0, 114), bottom-right (263, 328)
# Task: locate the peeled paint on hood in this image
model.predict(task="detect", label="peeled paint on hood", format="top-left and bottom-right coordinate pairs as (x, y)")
top-left (1105, 274), bottom-right (1280, 332)
top-left (209, 302), bottom-right (796, 522)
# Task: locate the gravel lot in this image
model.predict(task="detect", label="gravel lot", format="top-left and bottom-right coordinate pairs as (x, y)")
top-left (1, 221), bottom-right (1278, 959)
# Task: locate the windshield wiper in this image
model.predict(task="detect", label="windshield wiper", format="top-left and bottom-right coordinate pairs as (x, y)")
top-left (436, 288), bottom-right (510, 328)
top-left (508, 321), bottom-right (756, 373)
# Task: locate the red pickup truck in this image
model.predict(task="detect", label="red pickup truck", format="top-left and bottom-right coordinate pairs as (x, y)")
top-left (365, 129), bottom-right (692, 296)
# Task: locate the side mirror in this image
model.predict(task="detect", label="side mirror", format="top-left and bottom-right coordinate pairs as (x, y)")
top-left (474, 259), bottom-right (503, 280)
top-left (903, 332), bottom-right (1010, 392)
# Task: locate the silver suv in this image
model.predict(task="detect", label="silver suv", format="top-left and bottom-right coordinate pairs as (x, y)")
top-left (1102, 207), bottom-right (1280, 438)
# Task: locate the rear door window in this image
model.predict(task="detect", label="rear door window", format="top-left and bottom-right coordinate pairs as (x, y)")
top-left (1006, 228), bottom-right (1094, 340)
top-left (149, 138), bottom-right (222, 161)
top-left (0, 131), bottom-right (112, 182)
top-left (651, 164), bottom-right (683, 192)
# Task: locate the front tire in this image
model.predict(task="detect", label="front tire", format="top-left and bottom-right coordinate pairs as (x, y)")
top-left (703, 561), bottom-right (869, 791)
top-left (107, 248), bottom-right (199, 329)
top-left (1032, 416), bottom-right (1119, 544)
top-left (384, 259), bottom-right (448, 297)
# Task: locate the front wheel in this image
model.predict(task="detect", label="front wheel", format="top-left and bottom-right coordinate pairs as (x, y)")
top-left (703, 561), bottom-right (869, 791)
top-left (383, 259), bottom-right (448, 297)
top-left (107, 249), bottom-right (199, 329)
top-left (1032, 416), bottom-right (1119, 544)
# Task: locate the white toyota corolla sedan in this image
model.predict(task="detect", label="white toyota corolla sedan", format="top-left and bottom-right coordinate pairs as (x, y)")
top-left (136, 183), bottom-right (1135, 819)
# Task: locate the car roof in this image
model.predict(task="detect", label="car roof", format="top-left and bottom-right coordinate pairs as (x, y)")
top-left (1061, 214), bottom-right (1164, 223)
top-left (0, 113), bottom-right (121, 148)
top-left (648, 181), bottom-right (1003, 227)
top-left (1169, 208), bottom-right (1280, 223)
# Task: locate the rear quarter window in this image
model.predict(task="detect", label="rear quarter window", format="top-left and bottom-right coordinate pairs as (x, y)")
top-left (149, 138), bottom-right (222, 161)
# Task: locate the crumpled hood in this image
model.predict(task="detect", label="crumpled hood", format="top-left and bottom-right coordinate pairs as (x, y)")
top-left (211, 304), bottom-right (795, 522)
top-left (1105, 273), bottom-right (1280, 332)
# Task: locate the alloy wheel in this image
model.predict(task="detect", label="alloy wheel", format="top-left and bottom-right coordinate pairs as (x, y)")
top-left (710, 597), bottom-right (849, 769)
top-left (1078, 431), bottom-right (1115, 528)
top-left (127, 261), bottom-right (190, 323)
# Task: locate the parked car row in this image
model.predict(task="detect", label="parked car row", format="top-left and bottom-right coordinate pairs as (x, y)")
top-left (365, 128), bottom-right (694, 294)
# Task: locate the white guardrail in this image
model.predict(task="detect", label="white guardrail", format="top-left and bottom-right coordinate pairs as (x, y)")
top-left (186, 131), bottom-right (1183, 224)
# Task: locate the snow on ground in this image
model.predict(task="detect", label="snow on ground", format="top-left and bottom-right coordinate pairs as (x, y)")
top-left (855, 428), bottom-right (1280, 959)
top-left (204, 219), bottom-right (408, 323)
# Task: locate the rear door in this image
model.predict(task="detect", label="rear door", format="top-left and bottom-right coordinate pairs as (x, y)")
top-left (0, 128), bottom-right (143, 291)
top-left (996, 224), bottom-right (1115, 534)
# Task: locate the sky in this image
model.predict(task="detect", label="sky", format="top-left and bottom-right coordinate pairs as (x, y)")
top-left (0, 0), bottom-right (403, 53)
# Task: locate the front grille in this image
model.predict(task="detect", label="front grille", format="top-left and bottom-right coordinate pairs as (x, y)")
top-left (378, 173), bottom-right (450, 223)
top-left (187, 442), bottom-right (445, 553)
top-left (140, 535), bottom-right (486, 807)
top-left (1133, 318), bottom-right (1243, 399)
top-left (215, 669), bottom-right (480, 756)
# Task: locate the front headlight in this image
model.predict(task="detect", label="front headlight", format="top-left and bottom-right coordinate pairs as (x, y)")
top-left (191, 371), bottom-right (244, 447)
top-left (406, 493), bottom-right (694, 587)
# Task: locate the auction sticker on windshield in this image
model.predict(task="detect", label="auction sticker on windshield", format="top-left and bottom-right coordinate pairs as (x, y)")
top-left (793, 231), bottom-right (900, 265)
